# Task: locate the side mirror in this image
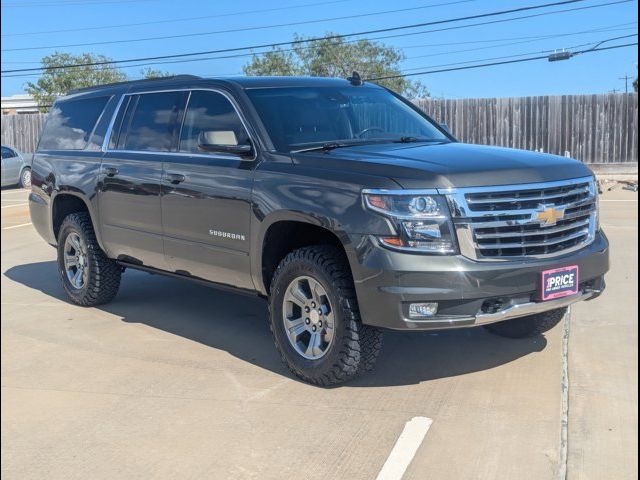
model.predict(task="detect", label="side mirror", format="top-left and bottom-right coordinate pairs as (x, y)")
top-left (440, 123), bottom-right (452, 135)
top-left (197, 131), bottom-right (253, 158)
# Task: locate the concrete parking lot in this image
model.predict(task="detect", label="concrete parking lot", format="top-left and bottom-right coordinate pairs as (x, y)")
top-left (1, 186), bottom-right (637, 480)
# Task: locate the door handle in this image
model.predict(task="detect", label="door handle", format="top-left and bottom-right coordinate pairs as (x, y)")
top-left (165, 173), bottom-right (186, 184)
top-left (104, 167), bottom-right (119, 177)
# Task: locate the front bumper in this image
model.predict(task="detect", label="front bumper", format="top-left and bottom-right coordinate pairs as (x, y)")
top-left (348, 230), bottom-right (609, 331)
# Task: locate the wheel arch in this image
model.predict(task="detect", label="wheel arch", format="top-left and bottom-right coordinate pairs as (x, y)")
top-left (254, 211), bottom-right (357, 296)
top-left (51, 191), bottom-right (106, 250)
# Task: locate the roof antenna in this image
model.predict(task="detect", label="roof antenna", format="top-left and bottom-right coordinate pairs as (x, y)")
top-left (347, 71), bottom-right (363, 86)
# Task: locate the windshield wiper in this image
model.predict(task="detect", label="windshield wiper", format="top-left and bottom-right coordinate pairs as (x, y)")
top-left (394, 136), bottom-right (450, 144)
top-left (292, 141), bottom-right (374, 153)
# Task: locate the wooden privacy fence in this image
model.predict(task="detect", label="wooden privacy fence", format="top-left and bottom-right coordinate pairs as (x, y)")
top-left (1, 94), bottom-right (637, 163)
top-left (415, 93), bottom-right (638, 164)
top-left (1, 113), bottom-right (47, 154)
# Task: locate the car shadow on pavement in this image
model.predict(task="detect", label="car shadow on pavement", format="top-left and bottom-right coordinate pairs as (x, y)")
top-left (5, 261), bottom-right (548, 388)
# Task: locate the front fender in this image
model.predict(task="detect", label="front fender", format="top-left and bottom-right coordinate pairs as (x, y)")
top-left (249, 162), bottom-right (400, 294)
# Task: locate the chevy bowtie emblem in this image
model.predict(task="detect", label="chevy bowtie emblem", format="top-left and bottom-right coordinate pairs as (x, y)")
top-left (534, 205), bottom-right (565, 226)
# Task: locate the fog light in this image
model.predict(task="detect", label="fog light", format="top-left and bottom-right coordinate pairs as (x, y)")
top-left (409, 302), bottom-right (438, 318)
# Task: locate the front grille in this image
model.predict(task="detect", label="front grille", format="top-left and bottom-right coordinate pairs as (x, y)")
top-left (447, 177), bottom-right (598, 260)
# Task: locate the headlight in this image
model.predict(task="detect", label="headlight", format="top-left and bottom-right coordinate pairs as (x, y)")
top-left (363, 190), bottom-right (458, 254)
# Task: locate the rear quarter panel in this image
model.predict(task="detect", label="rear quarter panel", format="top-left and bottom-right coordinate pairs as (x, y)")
top-left (30, 150), bottom-right (105, 247)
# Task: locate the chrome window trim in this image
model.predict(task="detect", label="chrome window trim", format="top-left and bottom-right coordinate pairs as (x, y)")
top-left (101, 94), bottom-right (126, 152)
top-left (102, 87), bottom-right (257, 161)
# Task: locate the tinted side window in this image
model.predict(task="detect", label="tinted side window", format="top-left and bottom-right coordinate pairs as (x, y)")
top-left (121, 91), bottom-right (185, 152)
top-left (38, 96), bottom-right (110, 150)
top-left (179, 91), bottom-right (249, 153)
top-left (2, 147), bottom-right (16, 159)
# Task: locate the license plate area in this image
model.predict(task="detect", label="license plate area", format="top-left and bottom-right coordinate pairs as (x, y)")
top-left (541, 265), bottom-right (579, 301)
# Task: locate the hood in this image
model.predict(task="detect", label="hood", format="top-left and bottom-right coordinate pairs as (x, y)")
top-left (292, 142), bottom-right (593, 189)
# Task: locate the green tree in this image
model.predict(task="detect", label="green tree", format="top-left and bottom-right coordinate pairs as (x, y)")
top-left (243, 34), bottom-right (428, 98)
top-left (26, 52), bottom-right (128, 112)
top-left (25, 53), bottom-right (175, 112)
top-left (139, 67), bottom-right (172, 79)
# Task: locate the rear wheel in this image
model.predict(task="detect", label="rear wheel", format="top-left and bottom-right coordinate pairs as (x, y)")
top-left (483, 307), bottom-right (567, 338)
top-left (269, 245), bottom-right (382, 386)
top-left (57, 212), bottom-right (122, 306)
top-left (19, 167), bottom-right (31, 188)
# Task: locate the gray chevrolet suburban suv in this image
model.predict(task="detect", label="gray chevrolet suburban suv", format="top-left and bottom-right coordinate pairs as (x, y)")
top-left (29, 75), bottom-right (609, 385)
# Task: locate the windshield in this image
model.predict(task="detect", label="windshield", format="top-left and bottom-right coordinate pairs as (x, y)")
top-left (245, 86), bottom-right (449, 152)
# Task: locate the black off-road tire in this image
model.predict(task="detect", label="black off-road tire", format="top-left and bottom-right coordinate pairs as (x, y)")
top-left (269, 245), bottom-right (383, 386)
top-left (57, 212), bottom-right (122, 306)
top-left (483, 307), bottom-right (567, 338)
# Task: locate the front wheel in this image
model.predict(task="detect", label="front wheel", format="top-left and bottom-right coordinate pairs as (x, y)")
top-left (57, 212), bottom-right (122, 306)
top-left (268, 246), bottom-right (382, 386)
top-left (483, 307), bottom-right (567, 338)
top-left (19, 167), bottom-right (31, 188)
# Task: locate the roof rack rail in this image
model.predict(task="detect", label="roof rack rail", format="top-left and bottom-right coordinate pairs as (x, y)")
top-left (69, 74), bottom-right (201, 94)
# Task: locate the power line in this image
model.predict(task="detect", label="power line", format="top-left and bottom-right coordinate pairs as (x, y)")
top-left (119, 26), bottom-right (637, 74)
top-left (5, 33), bottom-right (636, 82)
top-left (3, 0), bottom-right (619, 73)
top-left (1, 0), bottom-right (591, 52)
top-left (366, 42), bottom-right (638, 80)
top-left (1, 1), bottom-right (478, 52)
top-left (4, 26), bottom-right (636, 79)
top-left (2, 16), bottom-right (634, 82)
top-left (401, 27), bottom-right (638, 63)
top-left (0, 0), bottom-right (451, 37)
top-left (398, 34), bottom-right (638, 73)
top-left (1, 0), bottom-right (155, 6)
top-left (3, 1), bottom-right (634, 77)
top-left (398, 21), bottom-right (638, 50)
top-left (619, 73), bottom-right (633, 92)
top-left (5, 42), bottom-right (637, 85)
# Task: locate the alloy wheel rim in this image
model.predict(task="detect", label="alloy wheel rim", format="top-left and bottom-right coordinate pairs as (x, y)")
top-left (63, 232), bottom-right (88, 289)
top-left (282, 275), bottom-right (335, 360)
top-left (22, 169), bottom-right (31, 187)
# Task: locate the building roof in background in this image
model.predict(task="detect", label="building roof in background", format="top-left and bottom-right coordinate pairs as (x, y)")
top-left (1, 94), bottom-right (39, 115)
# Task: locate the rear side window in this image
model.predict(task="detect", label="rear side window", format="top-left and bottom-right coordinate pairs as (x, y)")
top-left (179, 90), bottom-right (250, 153)
top-left (118, 91), bottom-right (185, 152)
top-left (38, 96), bottom-right (110, 150)
top-left (1, 146), bottom-right (17, 159)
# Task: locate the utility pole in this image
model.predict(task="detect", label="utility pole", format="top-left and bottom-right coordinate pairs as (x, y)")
top-left (619, 74), bottom-right (632, 93)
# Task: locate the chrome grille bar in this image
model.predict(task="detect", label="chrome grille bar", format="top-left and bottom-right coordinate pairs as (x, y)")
top-left (445, 176), bottom-right (598, 261)
top-left (466, 185), bottom-right (590, 206)
top-left (474, 218), bottom-right (591, 239)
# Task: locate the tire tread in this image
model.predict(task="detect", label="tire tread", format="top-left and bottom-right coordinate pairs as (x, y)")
top-left (269, 245), bottom-right (382, 386)
top-left (58, 212), bottom-right (121, 306)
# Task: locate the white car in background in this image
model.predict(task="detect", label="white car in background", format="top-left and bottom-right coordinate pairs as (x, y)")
top-left (1, 145), bottom-right (31, 188)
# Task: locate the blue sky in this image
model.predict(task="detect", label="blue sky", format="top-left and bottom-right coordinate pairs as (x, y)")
top-left (1, 0), bottom-right (638, 98)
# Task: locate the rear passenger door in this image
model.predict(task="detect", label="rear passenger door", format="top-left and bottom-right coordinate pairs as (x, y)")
top-left (100, 90), bottom-right (187, 269)
top-left (161, 89), bottom-right (255, 289)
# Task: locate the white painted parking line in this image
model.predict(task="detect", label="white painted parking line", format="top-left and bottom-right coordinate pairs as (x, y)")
top-left (600, 199), bottom-right (638, 202)
top-left (376, 416), bottom-right (433, 480)
top-left (0, 189), bottom-right (29, 195)
top-left (1, 203), bottom-right (28, 209)
top-left (2, 222), bottom-right (32, 230)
